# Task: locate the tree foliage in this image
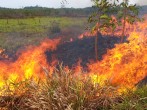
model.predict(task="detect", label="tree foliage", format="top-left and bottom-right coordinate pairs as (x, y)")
top-left (88, 0), bottom-right (143, 60)
top-left (0, 6), bottom-right (95, 19)
top-left (88, 0), bottom-right (117, 61)
top-left (117, 0), bottom-right (143, 42)
top-left (89, 0), bottom-right (117, 33)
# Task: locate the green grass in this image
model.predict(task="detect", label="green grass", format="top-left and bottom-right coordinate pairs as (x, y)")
top-left (0, 17), bottom-right (87, 33)
top-left (0, 17), bottom-right (87, 51)
top-left (112, 86), bottom-right (147, 110)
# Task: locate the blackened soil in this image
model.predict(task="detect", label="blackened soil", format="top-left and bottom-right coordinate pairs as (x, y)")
top-left (46, 34), bottom-right (120, 68)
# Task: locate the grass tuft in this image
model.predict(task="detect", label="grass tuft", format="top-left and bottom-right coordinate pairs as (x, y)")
top-left (0, 65), bottom-right (146, 110)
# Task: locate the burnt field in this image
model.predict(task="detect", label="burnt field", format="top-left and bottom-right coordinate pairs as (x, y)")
top-left (46, 34), bottom-right (120, 68)
top-left (0, 6), bottom-right (146, 110)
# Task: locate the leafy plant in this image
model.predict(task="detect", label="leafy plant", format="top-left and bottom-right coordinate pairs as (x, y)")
top-left (49, 20), bottom-right (61, 34)
top-left (117, 0), bottom-right (142, 42)
top-left (88, 0), bottom-right (117, 61)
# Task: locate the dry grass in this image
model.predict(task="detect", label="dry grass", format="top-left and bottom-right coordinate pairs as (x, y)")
top-left (0, 65), bottom-right (146, 110)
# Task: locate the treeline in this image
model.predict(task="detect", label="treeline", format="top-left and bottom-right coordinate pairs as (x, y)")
top-left (0, 6), bottom-right (96, 19)
top-left (0, 5), bottom-right (146, 19)
top-left (140, 5), bottom-right (147, 15)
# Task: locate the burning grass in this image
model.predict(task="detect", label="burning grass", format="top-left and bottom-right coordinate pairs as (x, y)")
top-left (0, 66), bottom-right (146, 110)
top-left (0, 15), bottom-right (147, 110)
top-left (0, 32), bottom-right (146, 109)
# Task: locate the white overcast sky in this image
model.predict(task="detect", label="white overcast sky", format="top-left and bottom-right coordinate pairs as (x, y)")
top-left (0, 0), bottom-right (146, 8)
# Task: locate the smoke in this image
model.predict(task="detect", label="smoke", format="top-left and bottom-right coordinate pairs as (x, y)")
top-left (130, 0), bottom-right (147, 5)
top-left (108, 0), bottom-right (147, 5)
top-left (137, 0), bottom-right (147, 5)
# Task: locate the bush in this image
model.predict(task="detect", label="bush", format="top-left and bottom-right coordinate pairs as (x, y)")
top-left (49, 21), bottom-right (61, 34)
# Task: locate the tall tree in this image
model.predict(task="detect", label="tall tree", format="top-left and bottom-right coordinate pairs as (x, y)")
top-left (88, 0), bottom-right (117, 61)
top-left (118, 0), bottom-right (142, 42)
top-left (61, 0), bottom-right (68, 8)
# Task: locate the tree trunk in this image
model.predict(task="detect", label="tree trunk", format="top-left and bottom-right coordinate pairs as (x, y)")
top-left (7, 19), bottom-right (9, 24)
top-left (39, 19), bottom-right (41, 23)
top-left (18, 19), bottom-right (20, 24)
top-left (95, 31), bottom-right (98, 61)
top-left (121, 0), bottom-right (127, 43)
top-left (121, 18), bottom-right (126, 43)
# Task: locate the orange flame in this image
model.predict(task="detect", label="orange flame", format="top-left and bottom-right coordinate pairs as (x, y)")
top-left (88, 20), bottom-right (147, 88)
top-left (0, 15), bottom-right (147, 93)
top-left (0, 39), bottom-right (60, 89)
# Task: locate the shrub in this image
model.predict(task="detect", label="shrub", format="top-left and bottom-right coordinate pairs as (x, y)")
top-left (49, 21), bottom-right (61, 34)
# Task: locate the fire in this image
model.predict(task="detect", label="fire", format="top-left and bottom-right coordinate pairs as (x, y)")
top-left (0, 16), bottom-right (147, 94)
top-left (0, 39), bottom-right (60, 89)
top-left (77, 15), bottom-right (147, 89)
top-left (88, 25), bottom-right (147, 88)
top-left (79, 31), bottom-right (96, 39)
top-left (0, 48), bottom-right (8, 59)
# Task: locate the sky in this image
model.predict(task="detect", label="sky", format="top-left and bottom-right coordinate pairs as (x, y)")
top-left (0, 0), bottom-right (146, 9)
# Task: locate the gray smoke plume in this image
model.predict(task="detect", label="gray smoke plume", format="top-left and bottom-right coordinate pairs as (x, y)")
top-left (130, 0), bottom-right (147, 5)
top-left (138, 0), bottom-right (147, 5)
top-left (107, 0), bottom-right (147, 5)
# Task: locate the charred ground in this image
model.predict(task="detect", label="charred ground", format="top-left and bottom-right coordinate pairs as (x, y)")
top-left (46, 34), bottom-right (120, 68)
